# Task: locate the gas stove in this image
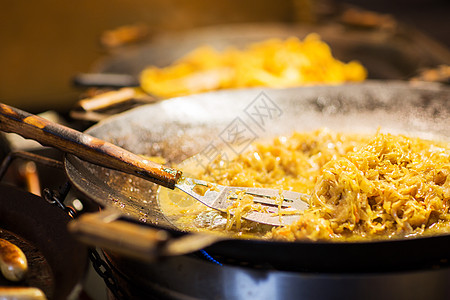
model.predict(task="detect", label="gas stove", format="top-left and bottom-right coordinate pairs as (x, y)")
top-left (0, 135), bottom-right (106, 300)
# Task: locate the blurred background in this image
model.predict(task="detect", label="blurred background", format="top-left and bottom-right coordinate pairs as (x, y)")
top-left (0, 0), bottom-right (448, 113)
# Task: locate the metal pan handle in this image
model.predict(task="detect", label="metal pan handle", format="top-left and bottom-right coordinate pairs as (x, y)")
top-left (68, 210), bottom-right (169, 262)
top-left (0, 103), bottom-right (181, 189)
top-left (68, 209), bottom-right (224, 261)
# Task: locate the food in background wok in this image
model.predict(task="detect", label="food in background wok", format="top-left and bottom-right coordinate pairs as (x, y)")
top-left (161, 129), bottom-right (450, 241)
top-left (140, 34), bottom-right (367, 98)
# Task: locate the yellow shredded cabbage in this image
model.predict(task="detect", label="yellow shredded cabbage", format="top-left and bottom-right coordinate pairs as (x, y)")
top-left (197, 129), bottom-right (450, 241)
top-left (225, 190), bottom-right (269, 230)
top-left (140, 34), bottom-right (367, 98)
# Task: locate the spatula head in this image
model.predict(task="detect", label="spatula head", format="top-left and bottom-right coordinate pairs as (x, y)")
top-left (175, 177), bottom-right (310, 226)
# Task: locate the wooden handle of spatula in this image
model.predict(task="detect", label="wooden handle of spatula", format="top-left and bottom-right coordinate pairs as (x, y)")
top-left (0, 103), bottom-right (181, 188)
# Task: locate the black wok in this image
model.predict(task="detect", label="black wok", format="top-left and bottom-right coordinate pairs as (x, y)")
top-left (92, 23), bottom-right (450, 81)
top-left (1, 81), bottom-right (450, 272)
top-left (0, 183), bottom-right (88, 299)
top-left (67, 81), bottom-right (450, 272)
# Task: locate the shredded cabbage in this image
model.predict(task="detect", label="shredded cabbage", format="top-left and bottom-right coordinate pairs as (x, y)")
top-left (197, 129), bottom-right (450, 241)
top-left (140, 35), bottom-right (367, 98)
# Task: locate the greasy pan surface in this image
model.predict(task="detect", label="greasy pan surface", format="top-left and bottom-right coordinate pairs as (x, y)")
top-left (66, 81), bottom-right (450, 272)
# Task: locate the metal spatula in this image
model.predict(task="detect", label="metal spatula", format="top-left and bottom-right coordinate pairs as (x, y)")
top-left (0, 103), bottom-right (309, 226)
top-left (176, 178), bottom-right (309, 226)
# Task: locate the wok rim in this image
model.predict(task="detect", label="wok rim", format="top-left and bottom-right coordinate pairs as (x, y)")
top-left (65, 80), bottom-right (450, 246)
top-left (65, 80), bottom-right (450, 271)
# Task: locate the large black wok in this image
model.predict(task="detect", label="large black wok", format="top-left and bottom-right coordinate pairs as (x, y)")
top-left (0, 183), bottom-right (88, 299)
top-left (92, 23), bottom-right (450, 81)
top-left (63, 81), bottom-right (450, 272)
top-left (1, 81), bottom-right (449, 273)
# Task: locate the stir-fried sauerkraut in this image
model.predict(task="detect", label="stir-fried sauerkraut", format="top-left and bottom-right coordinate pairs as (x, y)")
top-left (140, 34), bottom-right (367, 98)
top-left (196, 129), bottom-right (450, 241)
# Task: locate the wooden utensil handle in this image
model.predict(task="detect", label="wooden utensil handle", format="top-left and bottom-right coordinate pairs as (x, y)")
top-left (0, 287), bottom-right (47, 300)
top-left (0, 238), bottom-right (28, 282)
top-left (0, 103), bottom-right (181, 188)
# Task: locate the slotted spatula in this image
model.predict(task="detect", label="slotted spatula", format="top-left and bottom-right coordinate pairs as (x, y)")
top-left (0, 103), bottom-right (309, 226)
top-left (176, 178), bottom-right (309, 226)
